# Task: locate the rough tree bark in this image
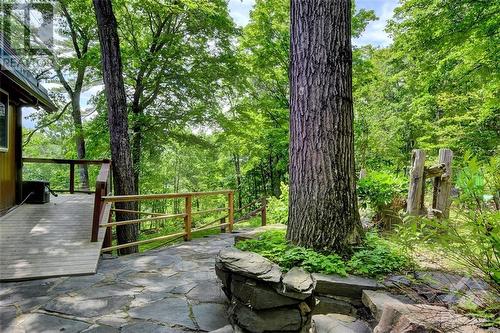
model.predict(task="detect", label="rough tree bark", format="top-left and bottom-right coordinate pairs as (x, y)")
top-left (287, 0), bottom-right (362, 253)
top-left (93, 0), bottom-right (139, 254)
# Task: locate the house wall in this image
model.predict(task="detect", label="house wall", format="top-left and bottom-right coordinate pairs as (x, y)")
top-left (0, 94), bottom-right (17, 213)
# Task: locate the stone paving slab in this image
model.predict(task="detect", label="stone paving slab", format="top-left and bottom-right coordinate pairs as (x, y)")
top-left (0, 233), bottom-right (235, 332)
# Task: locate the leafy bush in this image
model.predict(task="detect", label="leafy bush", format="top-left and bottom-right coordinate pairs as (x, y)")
top-left (357, 171), bottom-right (406, 212)
top-left (267, 183), bottom-right (289, 224)
top-left (349, 232), bottom-right (412, 276)
top-left (236, 230), bottom-right (411, 278)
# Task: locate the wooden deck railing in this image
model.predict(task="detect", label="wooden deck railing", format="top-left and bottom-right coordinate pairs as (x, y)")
top-left (98, 190), bottom-right (236, 253)
top-left (22, 157), bottom-right (110, 194)
top-left (91, 161), bottom-right (112, 242)
top-left (22, 157), bottom-right (113, 244)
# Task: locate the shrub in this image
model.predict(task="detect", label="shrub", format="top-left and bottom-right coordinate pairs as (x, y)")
top-left (236, 230), bottom-right (412, 278)
top-left (357, 171), bottom-right (406, 212)
top-left (267, 182), bottom-right (289, 224)
top-left (357, 171), bottom-right (407, 228)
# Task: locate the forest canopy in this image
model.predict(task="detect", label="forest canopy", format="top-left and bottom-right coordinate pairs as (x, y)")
top-left (22, 0), bottom-right (498, 205)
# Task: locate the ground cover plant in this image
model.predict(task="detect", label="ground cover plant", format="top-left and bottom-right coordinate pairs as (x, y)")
top-left (235, 229), bottom-right (412, 278)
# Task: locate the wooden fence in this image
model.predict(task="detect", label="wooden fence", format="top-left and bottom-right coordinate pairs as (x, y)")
top-left (95, 191), bottom-right (267, 253)
top-left (407, 148), bottom-right (453, 218)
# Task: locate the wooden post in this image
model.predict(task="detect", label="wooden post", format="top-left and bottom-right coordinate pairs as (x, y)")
top-left (433, 148), bottom-right (453, 218)
top-left (102, 209), bottom-right (113, 254)
top-left (69, 162), bottom-right (75, 194)
top-left (184, 195), bottom-right (192, 241)
top-left (228, 191), bottom-right (234, 233)
top-left (91, 182), bottom-right (104, 242)
top-left (407, 149), bottom-right (426, 216)
top-left (261, 197), bottom-right (267, 226)
top-left (220, 217), bottom-right (226, 233)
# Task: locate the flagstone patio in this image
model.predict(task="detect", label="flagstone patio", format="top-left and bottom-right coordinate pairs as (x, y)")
top-left (0, 233), bottom-right (235, 333)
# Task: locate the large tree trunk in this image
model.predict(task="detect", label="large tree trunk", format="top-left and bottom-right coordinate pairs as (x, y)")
top-left (287, 0), bottom-right (362, 253)
top-left (70, 91), bottom-right (89, 190)
top-left (93, 0), bottom-right (139, 254)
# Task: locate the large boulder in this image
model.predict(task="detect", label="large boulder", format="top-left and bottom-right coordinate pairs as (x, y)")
top-left (374, 303), bottom-right (487, 333)
top-left (216, 248), bottom-right (281, 283)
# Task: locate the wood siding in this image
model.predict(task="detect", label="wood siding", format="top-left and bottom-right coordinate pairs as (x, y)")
top-left (0, 99), bottom-right (17, 213)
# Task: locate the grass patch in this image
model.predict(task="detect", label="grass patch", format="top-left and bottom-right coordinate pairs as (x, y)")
top-left (235, 229), bottom-right (412, 278)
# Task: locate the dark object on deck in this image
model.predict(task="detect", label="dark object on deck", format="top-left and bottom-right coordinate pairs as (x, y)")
top-left (22, 180), bottom-right (50, 204)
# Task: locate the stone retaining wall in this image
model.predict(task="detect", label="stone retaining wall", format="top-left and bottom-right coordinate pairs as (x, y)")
top-left (216, 248), bottom-right (315, 332)
top-left (215, 247), bottom-right (494, 333)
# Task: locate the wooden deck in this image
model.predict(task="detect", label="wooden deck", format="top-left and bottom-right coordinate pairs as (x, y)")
top-left (0, 194), bottom-right (105, 281)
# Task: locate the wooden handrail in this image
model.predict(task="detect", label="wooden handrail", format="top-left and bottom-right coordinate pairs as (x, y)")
top-left (23, 157), bottom-right (110, 165)
top-left (191, 207), bottom-right (228, 216)
top-left (100, 213), bottom-right (186, 228)
top-left (101, 231), bottom-right (186, 253)
top-left (23, 157), bottom-right (111, 194)
top-left (91, 161), bottom-right (112, 242)
top-left (102, 190), bottom-right (233, 203)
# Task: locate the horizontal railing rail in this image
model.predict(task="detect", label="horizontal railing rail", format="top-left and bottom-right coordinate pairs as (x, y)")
top-left (235, 197), bottom-right (267, 226)
top-left (99, 190), bottom-right (235, 253)
top-left (22, 157), bottom-right (111, 194)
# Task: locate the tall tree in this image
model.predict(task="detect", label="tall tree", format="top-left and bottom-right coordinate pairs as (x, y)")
top-left (93, 0), bottom-right (138, 254)
top-left (287, 0), bottom-right (362, 252)
top-left (114, 0), bottom-right (237, 191)
top-left (21, 0), bottom-right (98, 187)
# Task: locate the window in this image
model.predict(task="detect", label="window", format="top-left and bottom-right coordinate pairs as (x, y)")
top-left (0, 91), bottom-right (8, 150)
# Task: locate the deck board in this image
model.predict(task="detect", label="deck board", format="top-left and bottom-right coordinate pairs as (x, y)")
top-left (0, 194), bottom-right (105, 281)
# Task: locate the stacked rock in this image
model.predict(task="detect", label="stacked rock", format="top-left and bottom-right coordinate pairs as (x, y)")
top-left (215, 248), bottom-right (315, 333)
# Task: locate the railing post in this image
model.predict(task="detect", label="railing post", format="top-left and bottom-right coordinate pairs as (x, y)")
top-left (103, 209), bottom-right (113, 254)
top-left (432, 148), bottom-right (453, 219)
top-left (91, 182), bottom-right (104, 242)
top-left (407, 149), bottom-right (426, 216)
top-left (228, 191), bottom-right (234, 233)
top-left (184, 195), bottom-right (192, 241)
top-left (69, 162), bottom-right (75, 194)
top-left (261, 197), bottom-right (267, 226)
top-left (220, 217), bottom-right (226, 233)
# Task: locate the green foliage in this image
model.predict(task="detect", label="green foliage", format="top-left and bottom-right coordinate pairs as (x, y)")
top-left (357, 171), bottom-right (406, 212)
top-left (267, 183), bottom-right (289, 224)
top-left (349, 232), bottom-right (412, 277)
top-left (236, 230), bottom-right (348, 275)
top-left (394, 154), bottom-right (500, 288)
top-left (236, 230), bottom-right (412, 278)
top-left (456, 153), bottom-right (500, 210)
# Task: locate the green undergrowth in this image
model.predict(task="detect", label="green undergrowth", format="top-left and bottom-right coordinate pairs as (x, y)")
top-left (235, 230), bottom-right (412, 278)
